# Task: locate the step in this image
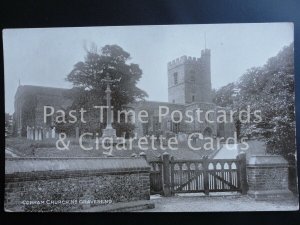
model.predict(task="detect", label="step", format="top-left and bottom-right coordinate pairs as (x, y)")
top-left (77, 200), bottom-right (155, 212)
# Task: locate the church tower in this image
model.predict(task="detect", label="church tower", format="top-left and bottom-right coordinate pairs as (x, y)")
top-left (167, 49), bottom-right (212, 104)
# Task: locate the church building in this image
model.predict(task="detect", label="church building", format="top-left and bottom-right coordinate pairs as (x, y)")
top-left (133, 49), bottom-right (235, 139)
top-left (13, 48), bottom-right (234, 140)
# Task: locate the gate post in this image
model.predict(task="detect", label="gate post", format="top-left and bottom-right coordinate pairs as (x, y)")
top-left (237, 152), bottom-right (248, 195)
top-left (162, 152), bottom-right (171, 197)
top-left (203, 156), bottom-right (209, 195)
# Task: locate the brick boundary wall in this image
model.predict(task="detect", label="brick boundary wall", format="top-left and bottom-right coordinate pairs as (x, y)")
top-left (246, 155), bottom-right (295, 200)
top-left (5, 157), bottom-right (150, 212)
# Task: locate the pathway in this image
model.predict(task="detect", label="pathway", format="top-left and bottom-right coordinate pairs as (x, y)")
top-left (213, 144), bottom-right (239, 159)
top-left (140, 194), bottom-right (298, 212)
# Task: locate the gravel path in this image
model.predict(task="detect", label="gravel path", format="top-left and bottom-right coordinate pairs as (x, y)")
top-left (140, 194), bottom-right (298, 212)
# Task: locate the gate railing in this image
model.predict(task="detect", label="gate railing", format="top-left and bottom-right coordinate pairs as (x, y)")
top-left (147, 152), bottom-right (248, 196)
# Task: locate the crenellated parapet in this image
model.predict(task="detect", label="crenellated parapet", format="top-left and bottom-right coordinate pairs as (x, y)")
top-left (168, 55), bottom-right (202, 69)
top-left (168, 49), bottom-right (210, 69)
top-left (201, 48), bottom-right (211, 56)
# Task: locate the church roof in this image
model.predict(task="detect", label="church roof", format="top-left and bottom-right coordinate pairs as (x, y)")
top-left (129, 100), bottom-right (185, 109)
top-left (14, 85), bottom-right (71, 100)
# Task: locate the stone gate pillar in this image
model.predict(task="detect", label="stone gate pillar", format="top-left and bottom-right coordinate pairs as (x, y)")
top-left (247, 155), bottom-right (294, 200)
top-left (162, 152), bottom-right (171, 197)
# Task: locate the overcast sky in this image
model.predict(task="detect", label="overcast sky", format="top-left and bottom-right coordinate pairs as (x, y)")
top-left (3, 23), bottom-right (293, 114)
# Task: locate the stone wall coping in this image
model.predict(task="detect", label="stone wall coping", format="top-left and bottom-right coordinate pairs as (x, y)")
top-left (6, 157), bottom-right (143, 160)
top-left (5, 157), bottom-right (150, 175)
top-left (5, 170), bottom-right (150, 182)
top-left (247, 155), bottom-right (289, 167)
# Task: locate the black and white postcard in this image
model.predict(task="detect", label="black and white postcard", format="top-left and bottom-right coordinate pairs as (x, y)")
top-left (3, 23), bottom-right (298, 212)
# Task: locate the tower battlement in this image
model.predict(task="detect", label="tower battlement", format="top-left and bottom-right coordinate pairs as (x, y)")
top-left (168, 49), bottom-right (210, 69)
top-left (168, 55), bottom-right (201, 68)
top-left (201, 48), bottom-right (211, 56)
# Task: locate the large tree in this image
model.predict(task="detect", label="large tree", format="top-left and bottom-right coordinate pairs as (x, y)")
top-left (212, 82), bottom-right (235, 108)
top-left (57, 44), bottom-right (147, 136)
top-left (213, 43), bottom-right (295, 160)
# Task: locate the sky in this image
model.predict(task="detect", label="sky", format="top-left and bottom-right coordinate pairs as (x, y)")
top-left (3, 23), bottom-right (293, 114)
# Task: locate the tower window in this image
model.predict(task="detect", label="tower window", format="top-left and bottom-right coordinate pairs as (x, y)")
top-left (190, 75), bottom-right (195, 83)
top-left (191, 74), bottom-right (196, 93)
top-left (192, 95), bottom-right (195, 102)
top-left (173, 72), bottom-right (178, 85)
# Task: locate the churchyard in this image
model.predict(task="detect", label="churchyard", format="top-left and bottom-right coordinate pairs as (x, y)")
top-left (5, 135), bottom-right (299, 212)
top-left (5, 134), bottom-right (267, 159)
top-left (5, 134), bottom-right (218, 159)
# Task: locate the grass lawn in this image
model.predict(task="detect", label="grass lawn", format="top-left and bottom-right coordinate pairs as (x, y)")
top-left (5, 137), bottom-right (217, 160)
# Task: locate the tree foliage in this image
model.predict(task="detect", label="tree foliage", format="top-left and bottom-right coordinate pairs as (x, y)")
top-left (56, 44), bottom-right (148, 136)
top-left (212, 82), bottom-right (235, 108)
top-left (213, 43), bottom-right (295, 159)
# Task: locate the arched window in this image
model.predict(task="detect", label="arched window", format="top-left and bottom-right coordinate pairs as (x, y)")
top-left (173, 72), bottom-right (178, 85)
top-left (190, 70), bottom-right (196, 83)
top-left (190, 72), bottom-right (196, 94)
top-left (190, 75), bottom-right (195, 83)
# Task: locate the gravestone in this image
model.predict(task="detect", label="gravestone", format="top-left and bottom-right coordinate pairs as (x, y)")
top-left (30, 127), bottom-right (34, 140)
top-left (51, 127), bottom-right (56, 138)
top-left (26, 126), bottom-right (30, 139)
top-left (34, 128), bottom-right (39, 141)
top-left (45, 128), bottom-right (49, 139)
top-left (38, 128), bottom-right (42, 140)
top-left (75, 127), bottom-right (80, 140)
top-left (177, 132), bottom-right (187, 142)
